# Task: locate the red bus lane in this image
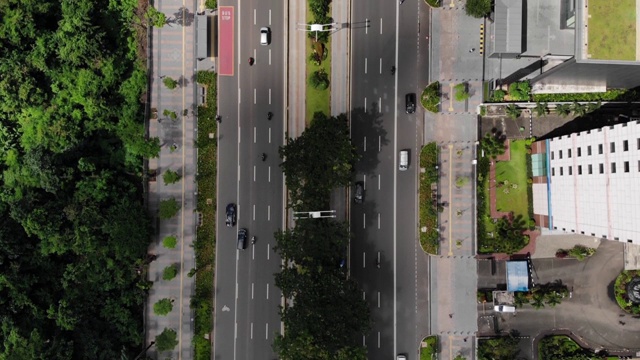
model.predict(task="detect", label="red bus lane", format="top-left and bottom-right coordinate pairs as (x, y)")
top-left (218, 6), bottom-right (234, 76)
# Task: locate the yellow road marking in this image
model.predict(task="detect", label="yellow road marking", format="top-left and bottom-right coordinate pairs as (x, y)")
top-left (448, 83), bottom-right (454, 112)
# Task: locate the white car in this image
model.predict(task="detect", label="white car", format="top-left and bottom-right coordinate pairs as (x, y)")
top-left (260, 27), bottom-right (270, 45)
top-left (397, 355), bottom-right (407, 360)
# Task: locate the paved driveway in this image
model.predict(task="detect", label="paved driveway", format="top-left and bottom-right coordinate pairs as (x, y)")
top-left (478, 239), bottom-right (640, 357)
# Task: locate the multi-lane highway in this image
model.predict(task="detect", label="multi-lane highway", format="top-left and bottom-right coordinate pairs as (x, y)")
top-left (350, 0), bottom-right (429, 358)
top-left (214, 1), bottom-right (285, 359)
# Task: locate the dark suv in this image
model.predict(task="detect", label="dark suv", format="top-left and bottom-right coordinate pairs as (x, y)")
top-left (354, 181), bottom-right (364, 203)
top-left (226, 203), bottom-right (236, 227)
top-left (405, 93), bottom-right (416, 114)
top-left (237, 228), bottom-right (248, 250)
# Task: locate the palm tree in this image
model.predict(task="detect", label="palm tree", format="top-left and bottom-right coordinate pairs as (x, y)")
top-left (531, 292), bottom-right (545, 309)
top-left (571, 102), bottom-right (587, 117)
top-left (555, 104), bottom-right (571, 118)
top-left (545, 292), bottom-right (562, 307)
top-left (505, 104), bottom-right (521, 119)
top-left (533, 102), bottom-right (548, 117)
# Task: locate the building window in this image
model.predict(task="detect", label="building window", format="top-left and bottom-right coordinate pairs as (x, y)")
top-left (569, 166), bottom-right (572, 175)
top-left (637, 138), bottom-right (640, 150)
top-left (578, 165), bottom-right (582, 175)
top-left (577, 147), bottom-right (582, 157)
top-left (611, 162), bottom-right (616, 173)
top-left (629, 240), bottom-right (634, 243)
top-left (625, 161), bottom-right (630, 173)
top-left (638, 160), bottom-right (640, 172)
top-left (560, 167), bottom-right (564, 176)
top-left (551, 151), bottom-right (554, 160)
top-left (568, 149), bottom-right (572, 158)
top-left (559, 150), bottom-right (563, 159)
top-left (624, 140), bottom-right (629, 151)
top-left (552, 167), bottom-right (555, 176)
top-left (588, 146), bottom-right (592, 156)
top-left (598, 144), bottom-right (603, 154)
top-left (610, 142), bottom-right (616, 153)
top-left (588, 164), bottom-right (593, 174)
top-left (599, 163), bottom-right (604, 173)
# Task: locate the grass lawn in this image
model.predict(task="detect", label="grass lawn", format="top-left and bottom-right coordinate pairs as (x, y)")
top-left (588, 0), bottom-right (636, 60)
top-left (495, 140), bottom-right (531, 223)
top-left (305, 9), bottom-right (331, 123)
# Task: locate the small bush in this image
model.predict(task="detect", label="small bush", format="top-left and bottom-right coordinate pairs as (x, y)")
top-left (455, 176), bottom-right (469, 188)
top-left (163, 77), bottom-right (178, 89)
top-left (153, 298), bottom-right (174, 316)
top-left (163, 264), bottom-right (178, 281)
top-left (163, 235), bottom-right (178, 249)
top-left (491, 89), bottom-right (507, 102)
top-left (454, 83), bottom-right (470, 101)
top-left (163, 109), bottom-right (178, 120)
top-left (155, 328), bottom-right (179, 351)
top-left (163, 169), bottom-right (182, 185)
top-left (159, 198), bottom-right (181, 219)
top-left (507, 81), bottom-right (530, 101)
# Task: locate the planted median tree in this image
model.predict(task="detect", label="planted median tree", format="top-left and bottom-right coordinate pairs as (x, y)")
top-left (163, 169), bottom-right (182, 185)
top-left (309, 69), bottom-right (330, 90)
top-left (163, 235), bottom-right (178, 249)
top-left (454, 82), bottom-right (470, 102)
top-left (162, 264), bottom-right (178, 281)
top-left (162, 77), bottom-right (178, 89)
top-left (421, 81), bottom-right (441, 113)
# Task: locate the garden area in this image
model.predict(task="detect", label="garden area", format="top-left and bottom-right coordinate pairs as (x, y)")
top-left (587, 0), bottom-right (636, 61)
top-left (419, 143), bottom-right (440, 254)
top-left (477, 135), bottom-right (533, 254)
top-left (420, 336), bottom-right (437, 360)
top-left (539, 335), bottom-right (617, 359)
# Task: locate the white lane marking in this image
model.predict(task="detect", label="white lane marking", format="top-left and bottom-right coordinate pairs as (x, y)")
top-left (238, 88), bottom-right (241, 103)
top-left (253, 165), bottom-right (256, 182)
top-left (362, 291), bottom-right (366, 300)
top-left (268, 166), bottom-right (271, 182)
top-left (379, 135), bottom-right (381, 152)
top-left (366, 18), bottom-right (368, 34)
top-left (378, 332), bottom-right (381, 348)
top-left (253, 9), bottom-right (256, 25)
top-left (253, 126), bottom-right (256, 143)
top-left (269, 9), bottom-right (272, 25)
top-left (363, 335), bottom-right (366, 346)
top-left (266, 323), bottom-right (269, 340)
top-left (269, 128), bottom-right (272, 143)
top-left (363, 213), bottom-right (366, 228)
top-left (238, 127), bottom-right (241, 143)
top-left (235, 323), bottom-right (237, 339)
top-left (253, 204), bottom-right (256, 220)
top-left (380, 18), bottom-right (383, 34)
top-left (379, 58), bottom-right (382, 74)
top-left (378, 291), bottom-right (381, 308)
top-left (251, 322), bottom-right (254, 339)
top-left (252, 283), bottom-right (254, 299)
top-left (267, 283), bottom-right (270, 299)
top-left (269, 88), bottom-right (272, 104)
top-left (378, 174), bottom-right (381, 190)
top-left (362, 252), bottom-right (366, 268)
top-left (267, 245), bottom-right (270, 260)
top-left (364, 97), bottom-right (367, 112)
top-left (268, 205), bottom-right (271, 221)
top-left (363, 176), bottom-right (366, 190)
top-left (379, 97), bottom-right (382, 113)
top-left (236, 283), bottom-right (238, 299)
top-left (364, 58), bottom-right (368, 74)
top-left (378, 213), bottom-right (381, 229)
top-left (252, 243), bottom-right (255, 259)
top-left (269, 49), bottom-right (272, 65)
top-left (363, 136), bottom-right (367, 152)
top-left (238, 164), bottom-right (240, 182)
top-left (393, 0), bottom-right (400, 355)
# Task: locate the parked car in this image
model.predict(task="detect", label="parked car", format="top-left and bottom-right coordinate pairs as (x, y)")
top-left (397, 355), bottom-right (407, 360)
top-left (237, 228), bottom-right (248, 250)
top-left (226, 203), bottom-right (236, 227)
top-left (494, 305), bottom-right (516, 313)
top-left (399, 150), bottom-right (409, 171)
top-left (354, 181), bottom-right (364, 203)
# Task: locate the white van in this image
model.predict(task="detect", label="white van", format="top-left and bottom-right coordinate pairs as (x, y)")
top-left (494, 305), bottom-right (516, 313)
top-left (399, 150), bottom-right (409, 171)
top-left (260, 27), bottom-right (270, 45)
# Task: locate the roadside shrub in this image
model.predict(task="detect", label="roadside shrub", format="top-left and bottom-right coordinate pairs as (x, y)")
top-left (159, 198), bottom-right (181, 219)
top-left (491, 89), bottom-right (507, 102)
top-left (533, 88), bottom-right (638, 102)
top-left (567, 244), bottom-right (596, 261)
top-left (419, 143), bottom-right (440, 254)
top-left (163, 77), bottom-right (178, 89)
top-left (153, 298), bottom-right (174, 316)
top-left (507, 81), bottom-right (530, 101)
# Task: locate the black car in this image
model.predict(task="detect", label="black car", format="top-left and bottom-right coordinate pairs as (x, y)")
top-left (354, 181), bottom-right (364, 203)
top-left (226, 203), bottom-right (236, 227)
top-left (237, 228), bottom-right (248, 250)
top-left (405, 93), bottom-right (416, 114)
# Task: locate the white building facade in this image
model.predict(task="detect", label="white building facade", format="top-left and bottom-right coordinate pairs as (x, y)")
top-left (533, 120), bottom-right (640, 244)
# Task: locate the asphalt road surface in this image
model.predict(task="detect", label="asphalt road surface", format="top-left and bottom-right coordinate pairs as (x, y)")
top-left (350, 0), bottom-right (428, 358)
top-left (214, 1), bottom-right (285, 359)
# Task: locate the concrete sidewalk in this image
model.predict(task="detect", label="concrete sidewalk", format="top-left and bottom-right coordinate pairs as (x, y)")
top-left (288, 0), bottom-right (307, 138)
top-left (331, 0), bottom-right (350, 118)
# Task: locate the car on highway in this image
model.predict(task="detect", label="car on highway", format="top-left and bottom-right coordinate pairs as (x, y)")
top-left (225, 203), bottom-right (236, 227)
top-left (237, 228), bottom-right (248, 250)
top-left (399, 150), bottom-right (409, 171)
top-left (354, 181), bottom-right (364, 203)
top-left (405, 93), bottom-right (416, 114)
top-left (397, 355), bottom-right (407, 360)
top-left (260, 27), bottom-right (270, 45)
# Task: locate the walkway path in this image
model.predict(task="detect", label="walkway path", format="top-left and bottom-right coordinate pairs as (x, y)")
top-left (146, 1), bottom-right (198, 359)
top-left (288, 0), bottom-right (306, 138)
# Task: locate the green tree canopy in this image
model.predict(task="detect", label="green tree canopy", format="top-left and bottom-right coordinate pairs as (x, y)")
top-left (153, 298), bottom-right (174, 316)
top-left (465, 0), bottom-right (491, 18)
top-left (163, 169), bottom-right (182, 185)
top-left (163, 264), bottom-right (179, 281)
top-left (155, 328), bottom-right (179, 352)
top-left (478, 335), bottom-right (520, 360)
top-left (159, 198), bottom-right (181, 218)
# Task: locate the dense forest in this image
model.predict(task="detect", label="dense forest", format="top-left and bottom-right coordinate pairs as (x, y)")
top-left (0, 0), bottom-right (157, 358)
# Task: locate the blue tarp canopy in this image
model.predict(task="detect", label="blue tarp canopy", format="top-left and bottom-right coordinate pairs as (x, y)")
top-left (506, 260), bottom-right (530, 292)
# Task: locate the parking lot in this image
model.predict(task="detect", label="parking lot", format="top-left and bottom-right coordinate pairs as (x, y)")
top-left (477, 239), bottom-right (640, 357)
